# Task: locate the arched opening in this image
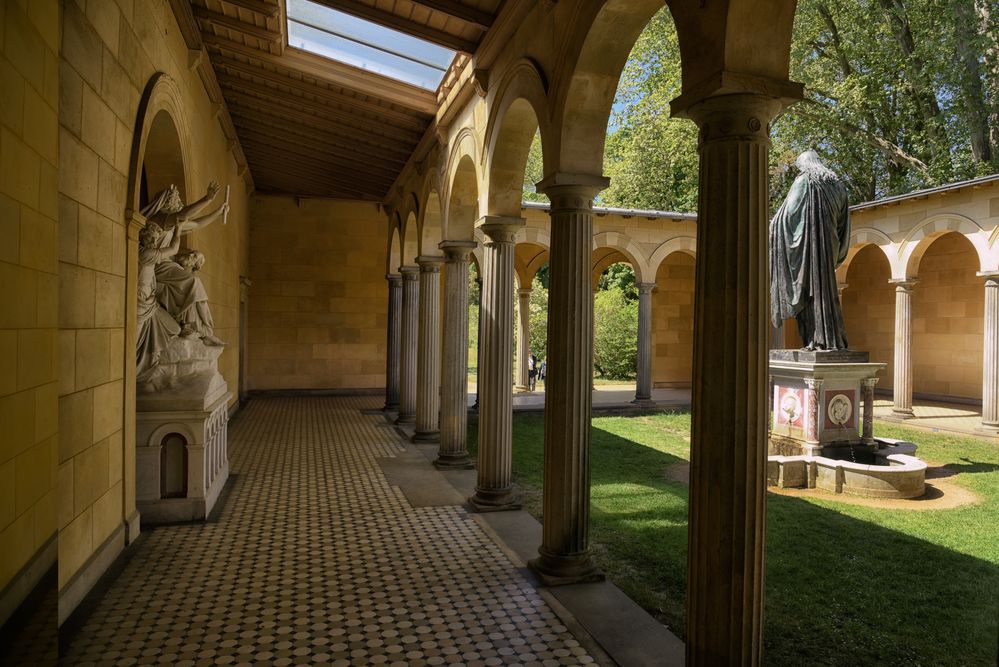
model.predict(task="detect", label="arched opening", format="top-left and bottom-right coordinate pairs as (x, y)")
top-left (592, 259), bottom-right (639, 382)
top-left (421, 189), bottom-right (443, 256)
top-left (843, 245), bottom-right (895, 391)
top-left (487, 98), bottom-right (543, 216)
top-left (402, 212), bottom-right (419, 267)
top-left (141, 110), bottom-right (188, 209)
top-left (911, 232), bottom-right (984, 400)
top-left (446, 155), bottom-right (478, 242)
top-left (159, 433), bottom-right (188, 498)
top-left (652, 251), bottom-right (694, 389)
top-left (387, 219), bottom-right (402, 275)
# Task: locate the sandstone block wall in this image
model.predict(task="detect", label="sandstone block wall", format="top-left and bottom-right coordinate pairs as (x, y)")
top-left (0, 0), bottom-right (60, 614)
top-left (57, 0), bottom-right (249, 601)
top-left (842, 244), bottom-right (895, 390)
top-left (652, 252), bottom-right (694, 388)
top-left (248, 195), bottom-right (388, 391)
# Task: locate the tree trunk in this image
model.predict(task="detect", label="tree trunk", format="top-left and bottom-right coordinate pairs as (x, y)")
top-left (955, 0), bottom-right (992, 164)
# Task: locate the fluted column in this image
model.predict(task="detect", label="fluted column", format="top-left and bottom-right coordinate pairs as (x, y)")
top-left (414, 256), bottom-right (445, 442)
top-left (516, 288), bottom-right (532, 390)
top-left (469, 216), bottom-right (524, 511)
top-left (680, 93), bottom-right (785, 665)
top-left (384, 274), bottom-right (403, 411)
top-left (396, 266), bottom-right (419, 424)
top-left (474, 275), bottom-right (483, 410)
top-left (861, 377), bottom-right (877, 444)
top-left (980, 272), bottom-right (999, 429)
top-left (437, 241), bottom-right (477, 467)
top-left (891, 279), bottom-right (917, 418)
top-left (634, 282), bottom-right (655, 405)
top-left (528, 175), bottom-right (608, 586)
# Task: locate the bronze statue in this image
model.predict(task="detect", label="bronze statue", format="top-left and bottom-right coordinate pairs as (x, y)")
top-left (769, 150), bottom-right (851, 350)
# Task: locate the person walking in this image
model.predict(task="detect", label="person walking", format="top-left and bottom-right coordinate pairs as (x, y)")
top-left (539, 357), bottom-right (547, 386)
top-left (528, 353), bottom-right (537, 391)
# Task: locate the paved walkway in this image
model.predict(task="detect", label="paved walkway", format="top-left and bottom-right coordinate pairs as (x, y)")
top-left (61, 396), bottom-right (603, 666)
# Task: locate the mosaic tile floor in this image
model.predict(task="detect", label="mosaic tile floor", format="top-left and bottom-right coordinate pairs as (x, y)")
top-left (60, 396), bottom-right (599, 666)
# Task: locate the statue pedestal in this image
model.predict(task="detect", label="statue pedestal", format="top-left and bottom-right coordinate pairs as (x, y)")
top-left (136, 338), bottom-right (230, 524)
top-left (769, 349), bottom-right (885, 456)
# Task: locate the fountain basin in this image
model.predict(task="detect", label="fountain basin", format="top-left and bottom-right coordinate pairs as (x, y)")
top-left (768, 439), bottom-right (926, 499)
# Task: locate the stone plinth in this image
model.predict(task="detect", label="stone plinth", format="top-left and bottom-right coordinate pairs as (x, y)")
top-left (136, 338), bottom-right (231, 524)
top-left (769, 349), bottom-right (885, 456)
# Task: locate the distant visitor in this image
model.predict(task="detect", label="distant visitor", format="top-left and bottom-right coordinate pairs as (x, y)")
top-left (769, 150), bottom-right (851, 350)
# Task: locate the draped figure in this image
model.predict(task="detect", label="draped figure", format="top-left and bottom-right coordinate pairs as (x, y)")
top-left (769, 150), bottom-right (851, 350)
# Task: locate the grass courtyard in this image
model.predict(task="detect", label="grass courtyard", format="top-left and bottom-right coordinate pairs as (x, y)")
top-left (468, 413), bottom-right (999, 666)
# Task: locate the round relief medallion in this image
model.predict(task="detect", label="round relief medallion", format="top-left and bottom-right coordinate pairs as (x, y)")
top-left (779, 391), bottom-right (802, 424)
top-left (828, 393), bottom-right (853, 426)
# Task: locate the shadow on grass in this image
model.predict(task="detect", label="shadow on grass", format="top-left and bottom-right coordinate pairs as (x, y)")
top-left (469, 412), bottom-right (999, 665)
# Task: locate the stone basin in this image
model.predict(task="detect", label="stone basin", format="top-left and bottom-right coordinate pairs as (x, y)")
top-left (767, 438), bottom-right (927, 499)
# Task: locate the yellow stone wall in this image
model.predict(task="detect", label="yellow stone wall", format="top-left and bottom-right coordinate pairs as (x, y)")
top-left (911, 233), bottom-right (983, 399)
top-left (652, 252), bottom-right (694, 387)
top-left (842, 244), bottom-right (895, 390)
top-left (0, 0), bottom-right (59, 602)
top-left (57, 0), bottom-right (249, 594)
top-left (248, 195), bottom-right (388, 391)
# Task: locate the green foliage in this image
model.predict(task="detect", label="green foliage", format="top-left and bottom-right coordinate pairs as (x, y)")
top-left (593, 288), bottom-right (638, 379)
top-left (528, 278), bottom-right (548, 362)
top-left (522, 132), bottom-right (548, 203)
top-left (598, 262), bottom-right (637, 301)
top-left (579, 2), bottom-right (999, 211)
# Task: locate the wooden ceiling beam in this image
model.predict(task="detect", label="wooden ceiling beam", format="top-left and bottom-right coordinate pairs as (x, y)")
top-left (405, 0), bottom-right (494, 30)
top-left (227, 110), bottom-right (409, 167)
top-left (193, 6), bottom-right (282, 43)
top-left (307, 0), bottom-right (477, 53)
top-left (241, 141), bottom-right (396, 191)
top-left (212, 55), bottom-right (428, 131)
top-left (220, 88), bottom-right (421, 152)
top-left (236, 128), bottom-right (399, 183)
top-left (227, 107), bottom-right (412, 163)
top-left (203, 34), bottom-right (438, 114)
top-left (222, 0), bottom-right (281, 19)
top-left (243, 149), bottom-right (389, 198)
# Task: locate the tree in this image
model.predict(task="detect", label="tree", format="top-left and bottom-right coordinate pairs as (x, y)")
top-left (528, 278), bottom-right (549, 362)
top-left (598, 263), bottom-right (637, 301)
top-left (593, 288), bottom-right (638, 379)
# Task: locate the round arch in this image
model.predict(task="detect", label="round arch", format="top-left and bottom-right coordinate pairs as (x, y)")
top-left (837, 229), bottom-right (895, 283)
top-left (899, 214), bottom-right (988, 278)
top-left (402, 211), bottom-right (420, 266)
top-left (591, 231), bottom-right (648, 283)
top-left (514, 241), bottom-right (550, 288)
top-left (387, 213), bottom-right (402, 274)
top-left (127, 73), bottom-right (193, 217)
top-left (648, 236), bottom-right (697, 277)
top-left (446, 152), bottom-right (479, 242)
top-left (483, 62), bottom-right (553, 216)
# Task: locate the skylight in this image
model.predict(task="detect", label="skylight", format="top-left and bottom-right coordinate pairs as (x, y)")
top-left (287, 0), bottom-right (456, 91)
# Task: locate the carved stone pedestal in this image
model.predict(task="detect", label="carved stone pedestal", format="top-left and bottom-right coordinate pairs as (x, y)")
top-left (136, 339), bottom-right (231, 524)
top-left (769, 349), bottom-right (885, 456)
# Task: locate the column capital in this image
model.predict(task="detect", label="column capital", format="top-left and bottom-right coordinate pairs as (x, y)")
top-left (861, 377), bottom-right (879, 389)
top-left (517, 288), bottom-right (532, 299)
top-left (416, 255), bottom-right (445, 272)
top-left (804, 377), bottom-right (824, 390)
top-left (890, 278), bottom-right (919, 291)
top-left (669, 71), bottom-right (802, 119)
top-left (977, 270), bottom-right (999, 283)
top-left (386, 272), bottom-right (403, 284)
top-left (400, 265), bottom-right (420, 280)
top-left (536, 172), bottom-right (610, 205)
top-left (439, 239), bottom-right (477, 260)
top-left (636, 282), bottom-right (656, 295)
top-left (673, 93), bottom-right (785, 146)
top-left (476, 215), bottom-right (525, 244)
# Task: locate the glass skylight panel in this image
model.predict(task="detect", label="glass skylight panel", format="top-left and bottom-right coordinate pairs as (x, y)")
top-left (287, 0), bottom-right (455, 90)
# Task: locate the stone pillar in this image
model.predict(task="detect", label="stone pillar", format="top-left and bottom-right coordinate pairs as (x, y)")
top-left (861, 377), bottom-right (877, 444)
top-left (678, 93), bottom-right (786, 665)
top-left (384, 274), bottom-right (403, 411)
top-left (437, 241), bottom-right (477, 467)
top-left (634, 282), bottom-right (655, 405)
top-left (980, 272), bottom-right (999, 430)
top-left (469, 216), bottom-right (525, 511)
top-left (414, 256), bottom-right (445, 442)
top-left (528, 175), bottom-right (608, 586)
top-left (891, 280), bottom-right (917, 418)
top-left (396, 266), bottom-right (419, 424)
top-left (474, 275), bottom-right (483, 410)
top-left (516, 288), bottom-right (532, 390)
top-left (804, 377), bottom-right (823, 453)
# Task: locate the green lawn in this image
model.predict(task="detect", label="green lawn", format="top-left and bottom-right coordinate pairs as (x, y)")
top-left (468, 413), bottom-right (999, 666)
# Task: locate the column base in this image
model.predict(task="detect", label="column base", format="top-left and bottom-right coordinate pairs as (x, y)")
top-left (975, 423), bottom-right (999, 436)
top-left (383, 401), bottom-right (399, 412)
top-left (528, 551), bottom-right (605, 587)
top-left (412, 430), bottom-right (440, 443)
top-left (395, 413), bottom-right (416, 424)
top-left (631, 398), bottom-right (656, 408)
top-left (889, 408), bottom-right (915, 420)
top-left (434, 453), bottom-right (474, 469)
top-left (467, 487), bottom-right (521, 513)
